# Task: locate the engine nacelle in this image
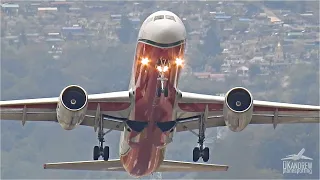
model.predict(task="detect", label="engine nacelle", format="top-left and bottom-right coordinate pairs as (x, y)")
top-left (56, 85), bottom-right (88, 130)
top-left (223, 87), bottom-right (253, 132)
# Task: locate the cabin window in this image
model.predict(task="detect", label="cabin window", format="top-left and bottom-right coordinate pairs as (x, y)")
top-left (165, 15), bottom-right (176, 21)
top-left (154, 15), bottom-right (164, 21)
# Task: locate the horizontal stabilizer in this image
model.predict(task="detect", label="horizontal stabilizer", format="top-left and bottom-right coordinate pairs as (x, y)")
top-left (44, 159), bottom-right (228, 172)
top-left (43, 159), bottom-right (125, 171)
top-left (157, 160), bottom-right (228, 172)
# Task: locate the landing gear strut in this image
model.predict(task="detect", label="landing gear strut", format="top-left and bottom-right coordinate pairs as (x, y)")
top-left (93, 115), bottom-right (109, 161)
top-left (156, 75), bottom-right (168, 98)
top-left (156, 58), bottom-right (169, 98)
top-left (192, 105), bottom-right (210, 162)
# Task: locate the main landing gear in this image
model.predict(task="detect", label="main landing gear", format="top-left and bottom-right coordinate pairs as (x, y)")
top-left (185, 105), bottom-right (210, 162)
top-left (193, 140), bottom-right (210, 162)
top-left (93, 114), bottom-right (110, 161)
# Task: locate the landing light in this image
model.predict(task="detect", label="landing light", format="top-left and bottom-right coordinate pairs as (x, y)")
top-left (163, 66), bottom-right (169, 72)
top-left (141, 58), bottom-right (149, 65)
top-left (175, 58), bottom-right (184, 66)
top-left (157, 65), bottom-right (169, 72)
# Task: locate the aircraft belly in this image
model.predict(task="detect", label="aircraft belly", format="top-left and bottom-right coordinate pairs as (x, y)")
top-left (120, 41), bottom-right (184, 177)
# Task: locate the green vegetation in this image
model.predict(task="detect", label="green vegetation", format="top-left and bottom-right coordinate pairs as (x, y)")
top-left (1, 39), bottom-right (319, 179)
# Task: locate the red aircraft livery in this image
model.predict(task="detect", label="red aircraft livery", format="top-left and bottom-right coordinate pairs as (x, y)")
top-left (1, 11), bottom-right (319, 178)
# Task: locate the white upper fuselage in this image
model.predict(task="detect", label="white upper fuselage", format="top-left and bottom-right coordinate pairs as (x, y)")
top-left (138, 10), bottom-right (187, 46)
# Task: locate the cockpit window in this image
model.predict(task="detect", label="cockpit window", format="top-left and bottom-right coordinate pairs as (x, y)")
top-left (154, 15), bottom-right (164, 21)
top-left (145, 17), bottom-right (153, 24)
top-left (165, 15), bottom-right (176, 21)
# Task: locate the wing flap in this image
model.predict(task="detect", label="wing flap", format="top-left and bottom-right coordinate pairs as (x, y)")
top-left (0, 106), bottom-right (57, 121)
top-left (176, 117), bottom-right (224, 132)
top-left (251, 113), bottom-right (320, 124)
top-left (81, 115), bottom-right (125, 131)
top-left (43, 159), bottom-right (125, 171)
top-left (157, 160), bottom-right (228, 172)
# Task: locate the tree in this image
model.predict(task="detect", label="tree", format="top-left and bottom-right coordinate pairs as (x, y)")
top-left (198, 22), bottom-right (222, 58)
top-left (19, 31), bottom-right (28, 46)
top-left (116, 15), bottom-right (135, 44)
top-left (249, 64), bottom-right (261, 78)
top-left (186, 47), bottom-right (206, 70)
top-left (207, 55), bottom-right (224, 72)
top-left (234, 22), bottom-right (249, 33)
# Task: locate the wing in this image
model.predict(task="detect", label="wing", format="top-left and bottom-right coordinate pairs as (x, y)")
top-left (175, 91), bottom-right (320, 132)
top-left (280, 157), bottom-right (294, 161)
top-left (301, 156), bottom-right (313, 160)
top-left (285, 155), bottom-right (294, 157)
top-left (0, 91), bottom-right (131, 131)
top-left (43, 159), bottom-right (228, 172)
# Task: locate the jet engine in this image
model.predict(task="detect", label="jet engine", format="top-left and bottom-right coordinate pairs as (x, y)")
top-left (56, 85), bottom-right (88, 130)
top-left (223, 87), bottom-right (253, 132)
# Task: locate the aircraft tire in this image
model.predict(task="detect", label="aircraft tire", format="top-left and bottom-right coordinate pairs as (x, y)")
top-left (93, 146), bottom-right (100, 160)
top-left (164, 87), bottom-right (168, 97)
top-left (103, 146), bottom-right (110, 161)
top-left (193, 147), bottom-right (200, 162)
top-left (202, 147), bottom-right (209, 162)
top-left (156, 87), bottom-right (162, 97)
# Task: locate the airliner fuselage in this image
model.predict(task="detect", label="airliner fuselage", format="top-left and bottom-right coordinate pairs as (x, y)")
top-left (119, 11), bottom-right (186, 177)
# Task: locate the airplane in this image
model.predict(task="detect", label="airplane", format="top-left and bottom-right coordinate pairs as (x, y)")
top-left (1, 10), bottom-right (320, 178)
top-left (281, 148), bottom-right (313, 161)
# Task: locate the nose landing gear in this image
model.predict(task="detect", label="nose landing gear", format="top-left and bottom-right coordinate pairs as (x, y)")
top-left (156, 58), bottom-right (169, 98)
top-left (156, 75), bottom-right (168, 97)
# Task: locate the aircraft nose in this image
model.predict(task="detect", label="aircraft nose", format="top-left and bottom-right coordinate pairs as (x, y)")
top-left (140, 20), bottom-right (186, 45)
top-left (153, 24), bottom-right (180, 44)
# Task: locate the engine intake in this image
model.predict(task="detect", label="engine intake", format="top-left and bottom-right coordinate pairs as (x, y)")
top-left (57, 85), bottom-right (88, 130)
top-left (223, 87), bottom-right (253, 132)
top-left (61, 86), bottom-right (87, 111)
top-left (226, 88), bottom-right (252, 113)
